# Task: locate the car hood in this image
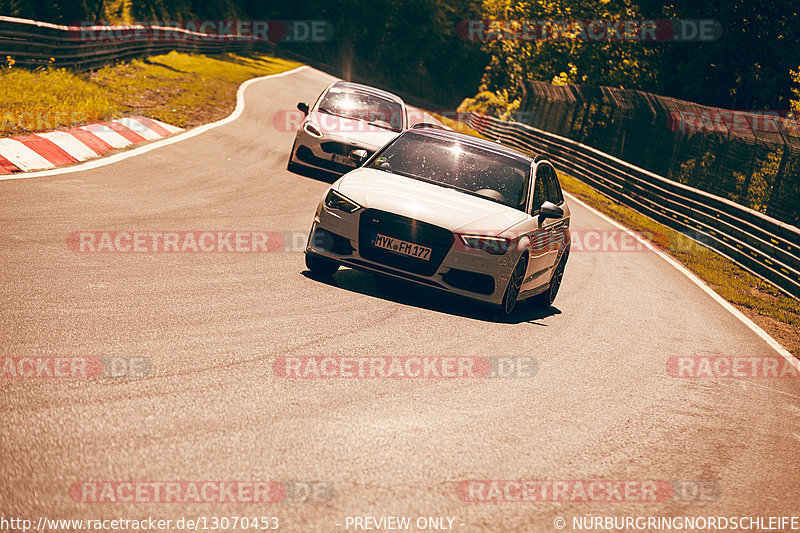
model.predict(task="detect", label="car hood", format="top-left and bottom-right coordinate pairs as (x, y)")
top-left (309, 111), bottom-right (400, 151)
top-left (335, 168), bottom-right (528, 234)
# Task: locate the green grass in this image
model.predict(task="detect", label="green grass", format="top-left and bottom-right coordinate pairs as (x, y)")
top-left (0, 66), bottom-right (119, 135)
top-left (433, 114), bottom-right (800, 357)
top-left (0, 51), bottom-right (302, 135)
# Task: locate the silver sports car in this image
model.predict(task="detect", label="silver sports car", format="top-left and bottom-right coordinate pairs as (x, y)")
top-left (288, 81), bottom-right (408, 175)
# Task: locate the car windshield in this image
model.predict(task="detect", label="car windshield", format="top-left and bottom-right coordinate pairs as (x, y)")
top-left (317, 87), bottom-right (404, 132)
top-left (367, 132), bottom-right (530, 210)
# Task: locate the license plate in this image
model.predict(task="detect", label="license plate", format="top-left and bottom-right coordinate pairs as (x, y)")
top-left (331, 153), bottom-right (355, 166)
top-left (372, 234), bottom-right (431, 261)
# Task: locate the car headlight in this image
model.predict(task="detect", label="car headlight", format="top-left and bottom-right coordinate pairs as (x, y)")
top-left (324, 189), bottom-right (362, 213)
top-left (460, 235), bottom-right (510, 255)
top-left (303, 121), bottom-right (323, 137)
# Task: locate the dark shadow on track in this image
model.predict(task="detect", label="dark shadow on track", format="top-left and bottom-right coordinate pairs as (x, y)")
top-left (302, 268), bottom-right (562, 325)
top-left (287, 162), bottom-right (341, 184)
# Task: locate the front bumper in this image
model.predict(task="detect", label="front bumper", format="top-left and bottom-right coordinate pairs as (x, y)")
top-left (290, 130), bottom-right (376, 175)
top-left (305, 202), bottom-right (517, 306)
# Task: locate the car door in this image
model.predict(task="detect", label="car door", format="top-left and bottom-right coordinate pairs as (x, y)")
top-left (540, 164), bottom-right (568, 274)
top-left (518, 163), bottom-right (555, 291)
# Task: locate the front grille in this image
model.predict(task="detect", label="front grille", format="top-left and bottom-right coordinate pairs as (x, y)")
top-left (295, 146), bottom-right (353, 174)
top-left (358, 209), bottom-right (453, 276)
top-left (442, 269), bottom-right (495, 295)
top-left (320, 142), bottom-right (373, 159)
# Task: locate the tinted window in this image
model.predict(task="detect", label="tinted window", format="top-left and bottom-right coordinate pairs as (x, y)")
top-left (531, 165), bottom-right (547, 213)
top-left (318, 87), bottom-right (404, 132)
top-left (368, 132), bottom-right (531, 210)
top-left (544, 165), bottom-right (564, 205)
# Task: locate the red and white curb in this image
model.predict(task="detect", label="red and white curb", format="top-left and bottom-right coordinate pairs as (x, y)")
top-left (0, 116), bottom-right (182, 173)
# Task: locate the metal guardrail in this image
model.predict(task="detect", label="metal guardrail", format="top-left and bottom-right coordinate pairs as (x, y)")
top-left (469, 112), bottom-right (800, 299)
top-left (0, 16), bottom-right (263, 70)
top-left (516, 80), bottom-right (800, 226)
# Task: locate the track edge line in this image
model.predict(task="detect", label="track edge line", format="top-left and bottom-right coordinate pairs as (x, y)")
top-left (564, 191), bottom-right (798, 368)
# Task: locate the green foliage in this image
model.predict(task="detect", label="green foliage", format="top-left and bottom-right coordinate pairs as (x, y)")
top-left (653, 1), bottom-right (800, 110)
top-left (465, 3), bottom-right (800, 225)
top-left (472, 0), bottom-right (800, 111)
top-left (476, 0), bottom-right (658, 104)
top-left (676, 151), bottom-right (715, 187)
top-left (457, 90), bottom-right (509, 116)
top-left (744, 151), bottom-right (781, 213)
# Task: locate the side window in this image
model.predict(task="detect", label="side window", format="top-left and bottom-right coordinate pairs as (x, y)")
top-left (545, 166), bottom-right (564, 205)
top-left (530, 166), bottom-right (546, 214)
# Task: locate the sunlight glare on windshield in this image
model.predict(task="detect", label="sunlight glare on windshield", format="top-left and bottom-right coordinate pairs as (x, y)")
top-left (448, 144), bottom-right (463, 157)
top-left (338, 96), bottom-right (357, 111)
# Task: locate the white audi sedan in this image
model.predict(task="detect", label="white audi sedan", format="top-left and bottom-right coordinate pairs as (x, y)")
top-left (288, 81), bottom-right (408, 175)
top-left (304, 127), bottom-right (571, 315)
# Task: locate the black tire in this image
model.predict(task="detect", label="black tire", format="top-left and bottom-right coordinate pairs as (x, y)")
top-left (500, 255), bottom-right (527, 316)
top-left (531, 252), bottom-right (567, 308)
top-left (305, 252), bottom-right (339, 277)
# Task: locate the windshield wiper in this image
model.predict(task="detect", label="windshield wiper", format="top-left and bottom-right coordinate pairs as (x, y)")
top-left (317, 107), bottom-right (351, 119)
top-left (319, 108), bottom-right (381, 125)
top-left (366, 120), bottom-right (398, 131)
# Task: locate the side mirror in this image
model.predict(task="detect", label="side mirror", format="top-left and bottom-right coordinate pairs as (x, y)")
top-left (539, 201), bottom-right (564, 221)
top-left (349, 149), bottom-right (368, 166)
top-left (297, 102), bottom-right (309, 116)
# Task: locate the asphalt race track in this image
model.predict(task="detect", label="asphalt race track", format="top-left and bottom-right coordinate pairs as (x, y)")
top-left (1, 67), bottom-right (799, 532)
